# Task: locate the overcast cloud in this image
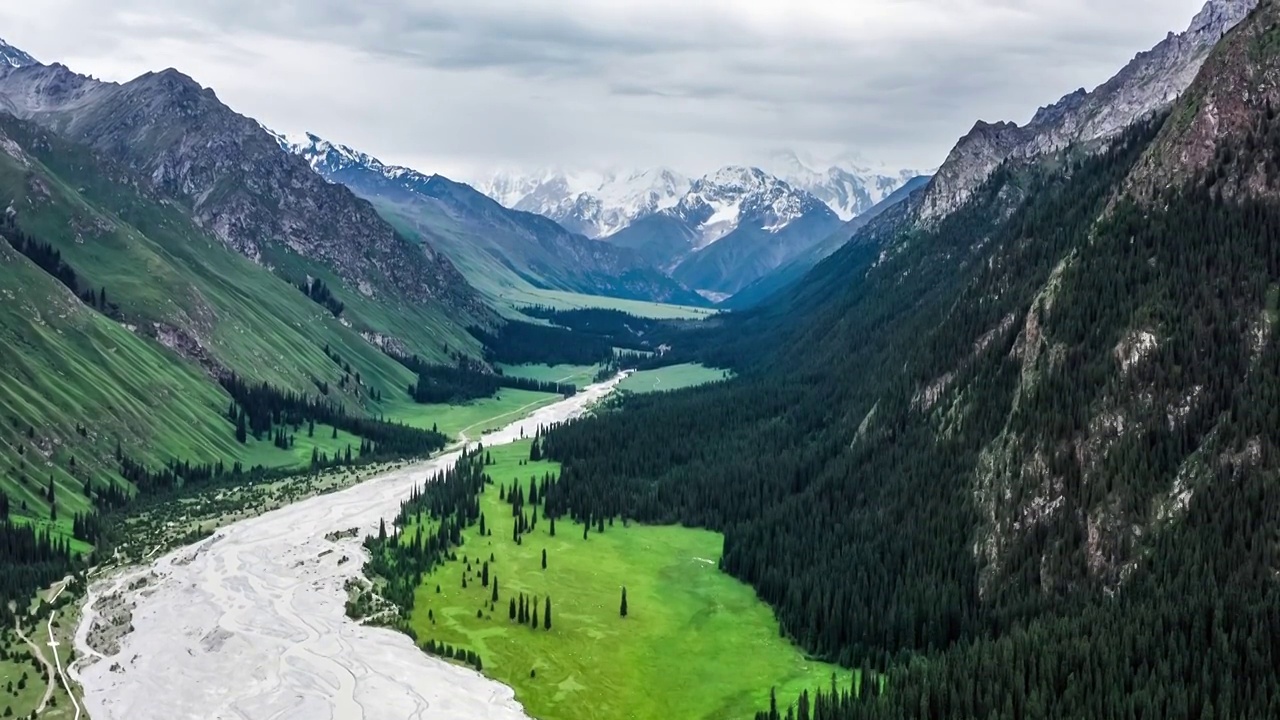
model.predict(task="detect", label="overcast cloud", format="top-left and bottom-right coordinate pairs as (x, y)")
top-left (0, 0), bottom-right (1207, 180)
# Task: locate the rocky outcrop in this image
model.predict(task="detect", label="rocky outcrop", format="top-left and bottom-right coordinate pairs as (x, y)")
top-left (920, 0), bottom-right (1258, 222)
top-left (1128, 0), bottom-right (1280, 201)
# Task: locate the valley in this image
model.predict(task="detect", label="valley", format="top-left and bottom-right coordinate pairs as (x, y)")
top-left (2, 0), bottom-right (1279, 718)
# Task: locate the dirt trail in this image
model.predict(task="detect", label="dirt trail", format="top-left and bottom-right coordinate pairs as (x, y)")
top-left (15, 618), bottom-right (55, 714)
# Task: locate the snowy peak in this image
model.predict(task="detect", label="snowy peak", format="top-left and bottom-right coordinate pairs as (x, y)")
top-left (275, 129), bottom-right (440, 194)
top-left (0, 38), bottom-right (38, 70)
top-left (475, 167), bottom-right (691, 238)
top-left (673, 166), bottom-right (830, 246)
top-left (762, 150), bottom-right (928, 221)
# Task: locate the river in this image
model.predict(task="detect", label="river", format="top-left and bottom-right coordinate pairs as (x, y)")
top-left (70, 376), bottom-right (624, 720)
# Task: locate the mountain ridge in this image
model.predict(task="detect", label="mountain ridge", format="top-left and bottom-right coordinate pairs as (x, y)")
top-left (283, 131), bottom-right (709, 307)
top-left (919, 0), bottom-right (1258, 222)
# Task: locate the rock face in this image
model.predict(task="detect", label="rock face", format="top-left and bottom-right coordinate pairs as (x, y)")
top-left (1129, 0), bottom-right (1280, 202)
top-left (283, 132), bottom-right (708, 306)
top-left (919, 0), bottom-right (1258, 221)
top-left (0, 61), bottom-right (486, 320)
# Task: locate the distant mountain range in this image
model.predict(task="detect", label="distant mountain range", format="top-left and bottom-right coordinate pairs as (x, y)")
top-left (477, 158), bottom-right (924, 299)
top-left (280, 132), bottom-right (709, 307)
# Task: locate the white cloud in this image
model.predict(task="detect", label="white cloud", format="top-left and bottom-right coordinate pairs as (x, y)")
top-left (0, 0), bottom-right (1208, 180)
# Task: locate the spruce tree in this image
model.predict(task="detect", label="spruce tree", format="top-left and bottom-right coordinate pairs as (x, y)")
top-left (544, 597), bottom-right (552, 630)
top-left (492, 577), bottom-right (499, 603)
top-left (620, 587), bottom-right (627, 618)
top-left (542, 549), bottom-right (547, 570)
top-left (509, 598), bottom-right (516, 620)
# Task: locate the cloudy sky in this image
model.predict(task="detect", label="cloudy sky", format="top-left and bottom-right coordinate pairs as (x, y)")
top-left (0, 0), bottom-right (1207, 180)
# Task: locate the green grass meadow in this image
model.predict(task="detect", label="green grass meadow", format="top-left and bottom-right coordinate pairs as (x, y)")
top-left (617, 364), bottom-right (729, 395)
top-left (406, 441), bottom-right (850, 720)
top-left (383, 389), bottom-right (565, 442)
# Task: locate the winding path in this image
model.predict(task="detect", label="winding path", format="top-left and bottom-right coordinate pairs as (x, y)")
top-left (70, 376), bottom-right (623, 720)
top-left (15, 618), bottom-right (55, 715)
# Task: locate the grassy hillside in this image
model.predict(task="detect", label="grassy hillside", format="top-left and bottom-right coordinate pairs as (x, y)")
top-left (0, 242), bottom-right (241, 538)
top-left (0, 117), bottom-right (477, 387)
top-left (0, 117), bottom-right (480, 556)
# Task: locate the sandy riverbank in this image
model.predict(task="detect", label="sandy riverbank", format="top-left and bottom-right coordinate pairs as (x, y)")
top-left (70, 376), bottom-right (624, 720)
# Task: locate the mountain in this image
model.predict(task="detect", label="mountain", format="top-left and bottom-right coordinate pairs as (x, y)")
top-left (542, 1), bottom-right (1280, 716)
top-left (919, 0), bottom-right (1258, 222)
top-left (478, 155), bottom-right (922, 235)
top-left (763, 150), bottom-right (926, 220)
top-left (0, 38), bottom-right (36, 69)
top-left (478, 167), bottom-right (690, 239)
top-left (281, 132), bottom-right (707, 307)
top-left (0, 59), bottom-right (490, 347)
top-left (605, 166), bottom-right (844, 296)
top-left (723, 174), bottom-right (931, 309)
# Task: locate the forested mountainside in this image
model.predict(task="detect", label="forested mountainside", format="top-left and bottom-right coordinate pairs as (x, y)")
top-left (542, 3), bottom-right (1280, 716)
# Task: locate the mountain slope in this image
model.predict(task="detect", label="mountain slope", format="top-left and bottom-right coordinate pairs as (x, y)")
top-left (540, 3), bottom-right (1280, 716)
top-left (919, 0), bottom-right (1257, 222)
top-left (724, 175), bottom-right (931, 309)
top-left (0, 59), bottom-right (491, 341)
top-left (283, 133), bottom-right (707, 307)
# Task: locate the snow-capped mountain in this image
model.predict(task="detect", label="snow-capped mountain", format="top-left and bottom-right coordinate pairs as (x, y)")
top-left (667, 166), bottom-right (832, 248)
top-left (763, 150), bottom-right (927, 221)
top-left (477, 154), bottom-right (922, 238)
top-left (477, 168), bottom-right (690, 239)
top-left (607, 166), bottom-right (843, 296)
top-left (0, 38), bottom-right (37, 69)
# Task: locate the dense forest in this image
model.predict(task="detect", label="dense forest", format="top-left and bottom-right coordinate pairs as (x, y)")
top-left (391, 353), bottom-right (576, 404)
top-left (542, 110), bottom-right (1280, 718)
top-left (469, 320), bottom-right (616, 366)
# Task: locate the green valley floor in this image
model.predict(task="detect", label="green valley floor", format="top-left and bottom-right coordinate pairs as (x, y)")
top-left (405, 440), bottom-right (850, 720)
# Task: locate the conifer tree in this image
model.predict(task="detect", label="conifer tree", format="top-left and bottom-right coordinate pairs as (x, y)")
top-left (620, 587), bottom-right (628, 618)
top-left (542, 548), bottom-right (547, 570)
top-left (544, 597), bottom-right (552, 630)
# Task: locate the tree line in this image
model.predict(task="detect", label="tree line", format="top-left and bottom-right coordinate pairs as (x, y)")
top-left (390, 353), bottom-right (576, 404)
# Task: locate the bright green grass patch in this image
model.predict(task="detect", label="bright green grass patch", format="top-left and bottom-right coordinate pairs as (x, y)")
top-left (407, 441), bottom-right (849, 720)
top-left (497, 364), bottom-right (601, 389)
top-left (0, 634), bottom-right (46, 717)
top-left (235, 424), bottom-right (367, 469)
top-left (383, 389), bottom-right (563, 442)
top-left (500, 288), bottom-right (718, 320)
top-left (617, 364), bottom-right (730, 395)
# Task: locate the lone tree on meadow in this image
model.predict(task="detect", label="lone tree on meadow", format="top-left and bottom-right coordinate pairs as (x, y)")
top-left (620, 587), bottom-right (628, 618)
top-left (541, 549), bottom-right (547, 570)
